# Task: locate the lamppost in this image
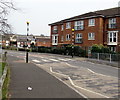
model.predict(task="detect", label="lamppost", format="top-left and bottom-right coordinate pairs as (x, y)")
top-left (26, 21), bottom-right (29, 63)
top-left (71, 28), bottom-right (75, 58)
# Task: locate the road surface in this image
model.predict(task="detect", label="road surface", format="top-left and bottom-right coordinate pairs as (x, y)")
top-left (6, 50), bottom-right (119, 99)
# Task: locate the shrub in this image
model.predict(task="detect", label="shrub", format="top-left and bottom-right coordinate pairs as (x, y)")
top-left (91, 44), bottom-right (111, 53)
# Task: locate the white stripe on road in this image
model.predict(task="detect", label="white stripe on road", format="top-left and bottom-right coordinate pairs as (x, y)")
top-left (32, 60), bottom-right (41, 63)
top-left (58, 58), bottom-right (72, 61)
top-left (42, 59), bottom-right (50, 62)
top-left (50, 67), bottom-right (109, 98)
top-left (68, 77), bottom-right (109, 98)
top-left (65, 63), bottom-right (78, 68)
top-left (49, 59), bottom-right (59, 62)
top-left (49, 67), bottom-right (88, 99)
top-left (87, 68), bottom-right (117, 78)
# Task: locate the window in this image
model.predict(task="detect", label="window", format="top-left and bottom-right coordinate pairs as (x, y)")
top-left (66, 34), bottom-right (71, 41)
top-left (74, 21), bottom-right (84, 30)
top-left (88, 33), bottom-right (95, 40)
top-left (52, 34), bottom-right (58, 45)
top-left (108, 18), bottom-right (116, 28)
top-left (66, 22), bottom-right (71, 29)
top-left (53, 26), bottom-right (58, 33)
top-left (61, 25), bottom-right (64, 31)
top-left (109, 47), bottom-right (116, 52)
top-left (53, 26), bottom-right (57, 30)
top-left (88, 19), bottom-right (95, 26)
top-left (75, 33), bottom-right (83, 43)
top-left (108, 31), bottom-right (117, 43)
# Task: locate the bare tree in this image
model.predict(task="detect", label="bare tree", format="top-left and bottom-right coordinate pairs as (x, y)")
top-left (0, 0), bottom-right (16, 34)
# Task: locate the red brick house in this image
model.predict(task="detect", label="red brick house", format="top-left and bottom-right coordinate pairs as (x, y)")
top-left (49, 7), bottom-right (120, 52)
top-left (35, 36), bottom-right (51, 47)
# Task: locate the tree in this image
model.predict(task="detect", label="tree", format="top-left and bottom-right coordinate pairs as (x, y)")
top-left (0, 0), bottom-right (16, 34)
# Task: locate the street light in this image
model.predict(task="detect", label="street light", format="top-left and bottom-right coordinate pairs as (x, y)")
top-left (71, 28), bottom-right (75, 58)
top-left (26, 21), bottom-right (29, 63)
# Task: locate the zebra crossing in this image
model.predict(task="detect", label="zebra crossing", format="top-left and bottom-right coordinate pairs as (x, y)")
top-left (32, 58), bottom-right (73, 63)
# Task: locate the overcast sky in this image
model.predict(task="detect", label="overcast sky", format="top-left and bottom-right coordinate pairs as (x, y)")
top-left (8, 0), bottom-right (120, 36)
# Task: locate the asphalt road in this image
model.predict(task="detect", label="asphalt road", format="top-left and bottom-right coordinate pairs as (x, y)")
top-left (7, 50), bottom-right (119, 78)
top-left (7, 55), bottom-right (84, 98)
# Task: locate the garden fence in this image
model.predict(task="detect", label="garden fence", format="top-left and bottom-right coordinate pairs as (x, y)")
top-left (89, 53), bottom-right (120, 63)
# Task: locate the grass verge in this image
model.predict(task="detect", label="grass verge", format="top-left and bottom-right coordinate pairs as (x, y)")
top-left (2, 65), bottom-right (10, 100)
top-left (0, 62), bottom-right (6, 76)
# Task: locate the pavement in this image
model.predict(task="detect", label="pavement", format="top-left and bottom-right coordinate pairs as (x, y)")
top-left (7, 55), bottom-right (84, 99)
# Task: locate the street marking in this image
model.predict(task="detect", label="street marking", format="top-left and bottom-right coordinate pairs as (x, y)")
top-left (42, 59), bottom-right (50, 62)
top-left (32, 60), bottom-right (40, 63)
top-left (49, 67), bottom-right (88, 99)
top-left (65, 63), bottom-right (78, 68)
top-left (50, 67), bottom-right (68, 77)
top-left (40, 57), bottom-right (44, 58)
top-left (50, 67), bottom-right (109, 98)
top-left (68, 77), bottom-right (110, 98)
top-left (49, 59), bottom-right (59, 62)
top-left (58, 58), bottom-right (72, 61)
top-left (87, 68), bottom-right (118, 78)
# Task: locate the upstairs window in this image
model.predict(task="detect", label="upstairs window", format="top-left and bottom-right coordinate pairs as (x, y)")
top-left (88, 33), bottom-right (95, 40)
top-left (74, 21), bottom-right (84, 30)
top-left (75, 33), bottom-right (83, 43)
top-left (88, 19), bottom-right (95, 26)
top-left (108, 18), bottom-right (116, 29)
top-left (66, 22), bottom-right (71, 29)
top-left (53, 26), bottom-right (58, 33)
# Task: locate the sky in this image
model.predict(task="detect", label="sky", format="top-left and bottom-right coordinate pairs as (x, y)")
top-left (8, 0), bottom-right (120, 36)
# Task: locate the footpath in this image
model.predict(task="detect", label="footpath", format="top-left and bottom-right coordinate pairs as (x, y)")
top-left (7, 55), bottom-right (84, 99)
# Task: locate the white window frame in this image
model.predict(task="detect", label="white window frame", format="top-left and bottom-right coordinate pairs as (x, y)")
top-left (88, 33), bottom-right (95, 40)
top-left (52, 34), bottom-right (58, 45)
top-left (74, 21), bottom-right (84, 30)
top-left (66, 22), bottom-right (71, 29)
top-left (66, 34), bottom-right (71, 41)
top-left (108, 18), bottom-right (116, 28)
top-left (75, 33), bottom-right (83, 43)
top-left (108, 31), bottom-right (118, 45)
top-left (88, 19), bottom-right (95, 26)
top-left (61, 25), bottom-right (64, 31)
